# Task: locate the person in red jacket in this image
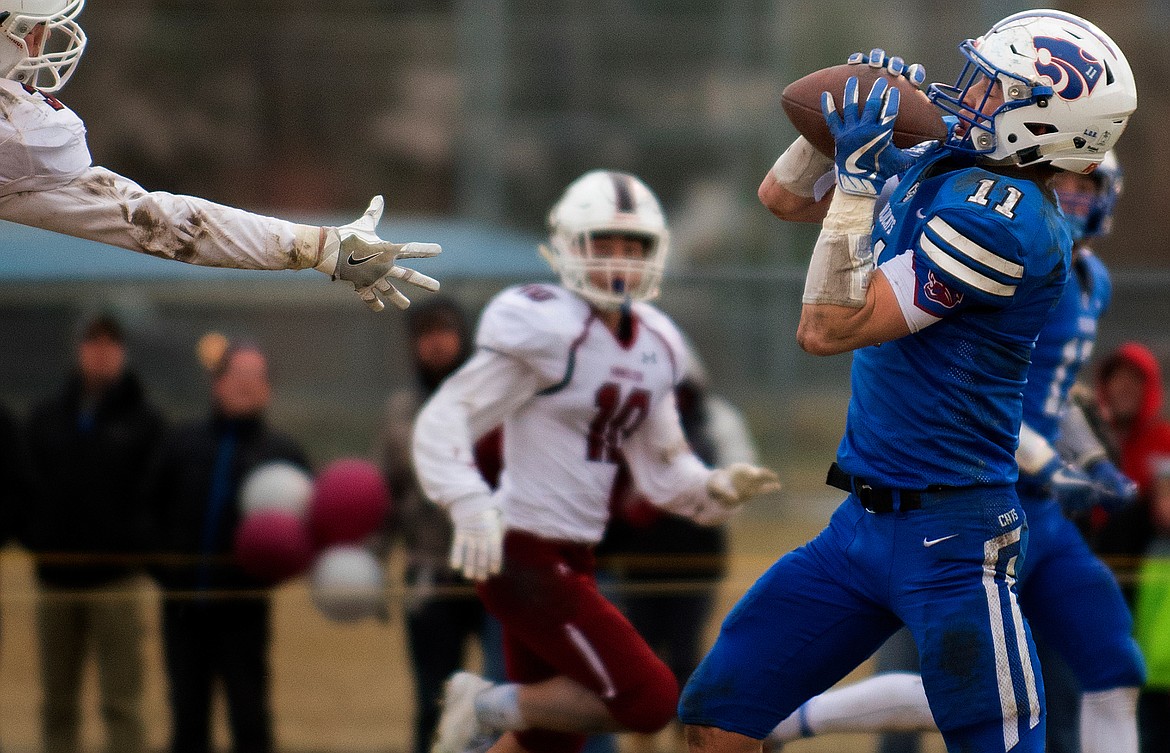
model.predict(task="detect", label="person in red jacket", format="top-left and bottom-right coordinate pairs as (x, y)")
top-left (1097, 343), bottom-right (1170, 526)
top-left (1095, 341), bottom-right (1170, 752)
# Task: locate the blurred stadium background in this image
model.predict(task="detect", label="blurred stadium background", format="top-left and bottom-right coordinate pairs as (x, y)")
top-left (0, 0), bottom-right (1167, 751)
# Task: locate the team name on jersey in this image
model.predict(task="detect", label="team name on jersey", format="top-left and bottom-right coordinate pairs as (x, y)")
top-left (879, 203), bottom-right (896, 234)
top-left (610, 365), bottom-right (644, 382)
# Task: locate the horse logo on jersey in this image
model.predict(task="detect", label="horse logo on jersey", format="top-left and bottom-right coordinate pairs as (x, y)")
top-left (1033, 36), bottom-right (1103, 101)
top-left (923, 270), bottom-right (964, 309)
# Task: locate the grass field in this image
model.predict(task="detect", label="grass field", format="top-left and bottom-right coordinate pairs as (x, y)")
top-left (0, 506), bottom-right (948, 753)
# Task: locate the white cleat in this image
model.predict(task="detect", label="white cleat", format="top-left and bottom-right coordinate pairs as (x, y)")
top-left (432, 672), bottom-right (495, 753)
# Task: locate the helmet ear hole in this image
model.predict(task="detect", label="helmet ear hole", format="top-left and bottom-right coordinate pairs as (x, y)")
top-left (1024, 123), bottom-right (1057, 136)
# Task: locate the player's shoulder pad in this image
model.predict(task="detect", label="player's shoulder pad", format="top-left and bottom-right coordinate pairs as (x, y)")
top-left (0, 78), bottom-right (89, 194)
top-left (931, 166), bottom-right (1062, 254)
top-left (476, 283), bottom-right (592, 359)
top-left (0, 78), bottom-right (83, 142)
top-left (917, 167), bottom-right (1064, 297)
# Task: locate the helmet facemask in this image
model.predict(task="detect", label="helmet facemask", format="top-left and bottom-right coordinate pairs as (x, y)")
top-left (0, 0), bottom-right (87, 92)
top-left (929, 41), bottom-right (1046, 158)
top-left (549, 230), bottom-right (667, 310)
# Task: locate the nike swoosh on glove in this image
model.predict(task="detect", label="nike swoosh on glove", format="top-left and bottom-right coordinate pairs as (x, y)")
top-left (327, 196), bottom-right (442, 311)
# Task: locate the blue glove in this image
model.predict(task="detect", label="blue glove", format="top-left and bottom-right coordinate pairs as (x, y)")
top-left (1021, 457), bottom-right (1108, 515)
top-left (822, 76), bottom-right (905, 196)
top-left (1085, 459), bottom-right (1139, 512)
top-left (847, 48), bottom-right (926, 86)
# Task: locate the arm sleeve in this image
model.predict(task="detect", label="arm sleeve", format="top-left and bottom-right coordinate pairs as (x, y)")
top-left (1017, 420), bottom-right (1058, 476)
top-left (910, 207), bottom-right (1028, 317)
top-left (705, 396), bottom-right (760, 466)
top-left (1054, 401), bottom-right (1110, 468)
top-left (623, 389), bottom-right (716, 517)
top-left (412, 348), bottom-right (543, 508)
top-left (0, 166), bottom-right (323, 271)
top-left (881, 250), bottom-right (942, 333)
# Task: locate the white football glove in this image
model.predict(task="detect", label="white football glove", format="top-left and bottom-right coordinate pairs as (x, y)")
top-left (707, 463), bottom-right (782, 509)
top-left (324, 196), bottom-right (442, 311)
top-left (448, 498), bottom-right (504, 582)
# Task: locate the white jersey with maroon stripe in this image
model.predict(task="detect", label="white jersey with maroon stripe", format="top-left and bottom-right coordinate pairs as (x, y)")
top-left (413, 283), bottom-right (715, 544)
top-left (0, 78), bottom-right (91, 197)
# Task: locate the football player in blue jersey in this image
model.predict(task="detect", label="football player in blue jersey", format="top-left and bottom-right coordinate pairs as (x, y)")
top-left (679, 10), bottom-right (1137, 753)
top-left (751, 152), bottom-right (1145, 753)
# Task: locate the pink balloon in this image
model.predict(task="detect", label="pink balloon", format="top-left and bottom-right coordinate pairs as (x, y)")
top-left (233, 510), bottom-right (315, 584)
top-left (309, 459), bottom-right (391, 547)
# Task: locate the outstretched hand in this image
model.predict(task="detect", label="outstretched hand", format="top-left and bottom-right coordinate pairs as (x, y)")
top-left (707, 463), bottom-right (782, 509)
top-left (329, 196), bottom-right (442, 311)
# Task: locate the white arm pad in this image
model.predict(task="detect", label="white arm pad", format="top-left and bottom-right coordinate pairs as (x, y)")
top-left (1017, 421), bottom-right (1058, 475)
top-left (1054, 402), bottom-right (1109, 469)
top-left (881, 251), bottom-right (942, 333)
top-left (802, 191), bottom-right (876, 307)
top-left (770, 136), bottom-right (834, 199)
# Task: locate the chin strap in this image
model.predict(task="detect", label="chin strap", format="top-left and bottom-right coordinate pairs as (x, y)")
top-left (617, 297), bottom-right (633, 343)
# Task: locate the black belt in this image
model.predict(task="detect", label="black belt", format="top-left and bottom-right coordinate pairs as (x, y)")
top-left (826, 463), bottom-right (939, 513)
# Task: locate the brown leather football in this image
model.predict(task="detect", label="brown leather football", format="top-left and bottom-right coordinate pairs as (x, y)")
top-left (781, 63), bottom-right (948, 158)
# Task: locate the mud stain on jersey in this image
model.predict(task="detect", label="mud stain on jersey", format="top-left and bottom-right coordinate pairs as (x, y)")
top-left (129, 206), bottom-right (212, 264)
top-left (0, 88), bottom-right (19, 119)
top-left (78, 172), bottom-right (135, 224)
top-left (939, 626), bottom-right (982, 688)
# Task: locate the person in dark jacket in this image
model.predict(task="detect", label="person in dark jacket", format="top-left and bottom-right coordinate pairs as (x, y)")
top-left (374, 296), bottom-right (506, 753)
top-left (0, 397), bottom-right (35, 719)
top-left (0, 398), bottom-right (30, 552)
top-left (146, 341), bottom-right (308, 753)
top-left (21, 312), bottom-right (165, 753)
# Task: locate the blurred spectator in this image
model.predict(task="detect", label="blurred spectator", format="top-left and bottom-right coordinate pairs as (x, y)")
top-left (20, 312), bottom-right (164, 753)
top-left (597, 359), bottom-right (760, 753)
top-left (1093, 343), bottom-right (1170, 579)
top-left (373, 296), bottom-right (505, 753)
top-left (1094, 342), bottom-right (1170, 753)
top-left (0, 397), bottom-right (31, 554)
top-left (0, 396), bottom-right (36, 731)
top-left (146, 342), bottom-right (309, 753)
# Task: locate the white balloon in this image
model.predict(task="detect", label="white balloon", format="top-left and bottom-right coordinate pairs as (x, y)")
top-left (240, 461), bottom-right (313, 517)
top-left (310, 544), bottom-right (386, 623)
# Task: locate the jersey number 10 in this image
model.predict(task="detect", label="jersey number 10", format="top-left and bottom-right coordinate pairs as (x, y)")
top-left (588, 383), bottom-right (651, 463)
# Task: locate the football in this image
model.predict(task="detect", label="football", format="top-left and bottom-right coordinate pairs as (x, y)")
top-left (781, 63), bottom-right (948, 158)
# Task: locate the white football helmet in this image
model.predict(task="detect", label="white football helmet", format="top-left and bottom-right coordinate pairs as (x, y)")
top-left (1057, 150), bottom-right (1123, 242)
top-left (541, 170), bottom-right (670, 309)
top-left (928, 10), bottom-right (1136, 173)
top-left (0, 0), bottom-right (86, 92)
